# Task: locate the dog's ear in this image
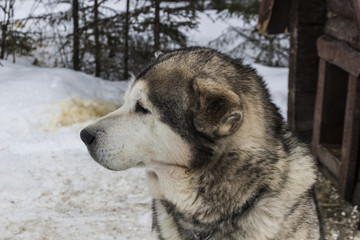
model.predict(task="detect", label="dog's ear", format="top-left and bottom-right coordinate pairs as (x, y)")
top-left (193, 78), bottom-right (243, 138)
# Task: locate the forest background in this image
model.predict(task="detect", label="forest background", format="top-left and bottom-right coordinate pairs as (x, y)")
top-left (0, 0), bottom-right (289, 81)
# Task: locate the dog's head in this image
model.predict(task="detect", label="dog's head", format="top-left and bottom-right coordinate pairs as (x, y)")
top-left (81, 48), bottom-right (267, 171)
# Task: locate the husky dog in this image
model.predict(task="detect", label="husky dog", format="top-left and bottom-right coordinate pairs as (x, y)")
top-left (80, 47), bottom-right (323, 240)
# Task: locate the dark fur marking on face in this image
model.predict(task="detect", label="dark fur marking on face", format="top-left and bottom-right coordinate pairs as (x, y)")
top-left (136, 47), bottom-right (282, 171)
top-left (135, 101), bottom-right (151, 114)
top-left (140, 60), bottom-right (220, 170)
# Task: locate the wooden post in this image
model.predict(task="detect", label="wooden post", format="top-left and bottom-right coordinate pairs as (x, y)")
top-left (339, 75), bottom-right (360, 200)
top-left (312, 58), bottom-right (326, 154)
top-left (312, 58), bottom-right (347, 180)
top-left (354, 0), bottom-right (360, 28)
top-left (315, 36), bottom-right (360, 203)
top-left (258, 0), bottom-right (290, 34)
top-left (288, 0), bottom-right (326, 141)
top-left (325, 17), bottom-right (360, 49)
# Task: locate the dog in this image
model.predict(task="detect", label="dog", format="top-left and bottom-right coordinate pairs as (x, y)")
top-left (80, 47), bottom-right (323, 240)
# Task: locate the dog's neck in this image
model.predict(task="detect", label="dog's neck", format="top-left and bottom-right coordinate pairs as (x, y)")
top-left (145, 145), bottom-right (276, 217)
top-left (146, 164), bottom-right (203, 213)
top-left (147, 158), bottom-right (271, 240)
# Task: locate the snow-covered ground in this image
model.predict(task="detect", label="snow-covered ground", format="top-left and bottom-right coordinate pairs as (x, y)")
top-left (0, 57), bottom-right (288, 240)
top-left (0, 60), bottom-right (153, 240)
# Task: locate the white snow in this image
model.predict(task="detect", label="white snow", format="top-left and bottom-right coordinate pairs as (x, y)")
top-left (0, 61), bottom-right (152, 240)
top-left (187, 10), bottom-right (242, 47)
top-left (254, 63), bottom-right (288, 117)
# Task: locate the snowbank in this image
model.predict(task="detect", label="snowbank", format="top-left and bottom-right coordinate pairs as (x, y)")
top-left (253, 63), bottom-right (288, 117)
top-left (0, 60), bottom-right (127, 153)
top-left (0, 60), bottom-right (153, 240)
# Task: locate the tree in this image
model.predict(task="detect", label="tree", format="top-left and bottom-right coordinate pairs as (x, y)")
top-left (0, 0), bottom-right (15, 60)
top-left (209, 0), bottom-right (289, 67)
top-left (72, 0), bottom-right (80, 71)
top-left (94, 0), bottom-right (101, 77)
top-left (2, 0), bottom-right (202, 80)
top-left (123, 0), bottom-right (130, 79)
top-left (153, 0), bottom-right (160, 51)
top-left (137, 0), bottom-right (200, 52)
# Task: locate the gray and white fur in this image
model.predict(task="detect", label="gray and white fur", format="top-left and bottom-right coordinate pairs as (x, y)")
top-left (81, 47), bottom-right (323, 240)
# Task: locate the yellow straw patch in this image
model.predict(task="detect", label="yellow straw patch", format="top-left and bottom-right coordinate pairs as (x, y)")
top-left (48, 97), bottom-right (120, 130)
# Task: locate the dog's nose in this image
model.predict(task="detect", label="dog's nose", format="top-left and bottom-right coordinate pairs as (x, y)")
top-left (80, 129), bottom-right (95, 145)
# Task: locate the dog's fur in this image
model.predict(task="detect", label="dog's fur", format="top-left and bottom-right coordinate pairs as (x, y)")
top-left (81, 47), bottom-right (323, 240)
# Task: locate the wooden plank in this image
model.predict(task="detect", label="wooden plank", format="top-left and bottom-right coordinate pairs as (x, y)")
top-left (317, 35), bottom-right (360, 77)
top-left (317, 144), bottom-right (341, 179)
top-left (325, 17), bottom-right (360, 50)
top-left (288, 90), bottom-right (316, 132)
top-left (339, 75), bottom-right (360, 201)
top-left (297, 0), bottom-right (326, 25)
top-left (258, 0), bottom-right (290, 34)
top-left (289, 26), bottom-right (324, 92)
top-left (328, 0), bottom-right (355, 20)
top-left (319, 63), bottom-right (348, 144)
top-left (353, 0), bottom-right (360, 29)
top-left (288, 26), bottom-right (324, 136)
top-left (258, 0), bottom-right (274, 34)
top-left (312, 58), bottom-right (327, 153)
top-left (318, 163), bottom-right (339, 186)
top-left (312, 59), bottom-right (347, 149)
top-left (287, 0), bottom-right (326, 139)
top-left (288, 90), bottom-right (316, 140)
top-left (266, 0), bottom-right (290, 34)
top-left (325, 144), bottom-right (342, 158)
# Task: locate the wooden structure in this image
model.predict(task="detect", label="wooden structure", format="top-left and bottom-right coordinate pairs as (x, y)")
top-left (259, 0), bottom-right (327, 141)
top-left (258, 0), bottom-right (360, 205)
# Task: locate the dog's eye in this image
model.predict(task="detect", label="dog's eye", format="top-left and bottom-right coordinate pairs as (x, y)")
top-left (135, 101), bottom-right (151, 114)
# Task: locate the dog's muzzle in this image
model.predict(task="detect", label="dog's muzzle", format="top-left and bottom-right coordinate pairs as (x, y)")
top-left (80, 128), bottom-right (107, 168)
top-left (80, 129), bottom-right (95, 146)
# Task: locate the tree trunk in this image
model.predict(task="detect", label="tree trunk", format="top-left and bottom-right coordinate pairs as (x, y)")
top-left (1, 0), bottom-right (12, 60)
top-left (123, 0), bottom-right (130, 80)
top-left (1, 25), bottom-right (7, 59)
top-left (72, 0), bottom-right (80, 71)
top-left (154, 0), bottom-right (160, 51)
top-left (94, 0), bottom-right (101, 77)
